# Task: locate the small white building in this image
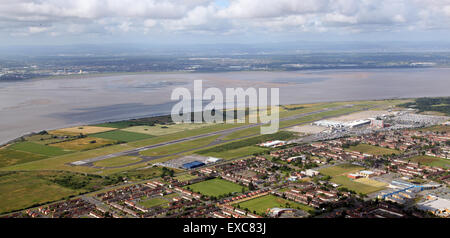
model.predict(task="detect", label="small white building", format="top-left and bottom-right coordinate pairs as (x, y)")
top-left (205, 157), bottom-right (222, 164)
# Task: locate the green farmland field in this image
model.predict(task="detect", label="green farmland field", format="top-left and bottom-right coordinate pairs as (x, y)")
top-left (91, 130), bottom-right (154, 142)
top-left (93, 156), bottom-right (142, 168)
top-left (0, 149), bottom-right (48, 168)
top-left (185, 178), bottom-right (246, 197)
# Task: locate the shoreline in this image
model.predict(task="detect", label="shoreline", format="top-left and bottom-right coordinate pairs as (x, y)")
top-left (5, 66), bottom-right (450, 83)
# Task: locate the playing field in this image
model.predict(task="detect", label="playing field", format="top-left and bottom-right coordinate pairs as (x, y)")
top-left (185, 178), bottom-right (246, 197)
top-left (174, 174), bottom-right (198, 182)
top-left (348, 144), bottom-right (400, 156)
top-left (91, 130), bottom-right (154, 142)
top-left (354, 178), bottom-right (388, 188)
top-left (409, 155), bottom-right (450, 168)
top-left (9, 142), bottom-right (71, 157)
top-left (236, 195), bottom-right (314, 215)
top-left (50, 137), bottom-right (117, 151)
top-left (0, 149), bottom-right (47, 168)
top-left (331, 176), bottom-right (384, 194)
top-left (93, 156), bottom-right (142, 168)
top-left (138, 197), bottom-right (169, 208)
top-left (122, 123), bottom-right (211, 136)
top-left (319, 163), bottom-right (364, 177)
top-left (51, 126), bottom-right (117, 135)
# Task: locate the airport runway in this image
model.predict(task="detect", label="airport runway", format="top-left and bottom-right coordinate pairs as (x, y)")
top-left (71, 104), bottom-right (362, 168)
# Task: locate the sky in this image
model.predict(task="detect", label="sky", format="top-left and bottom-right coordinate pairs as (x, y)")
top-left (2, 0), bottom-right (450, 46)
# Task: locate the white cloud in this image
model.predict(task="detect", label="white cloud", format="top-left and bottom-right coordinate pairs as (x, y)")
top-left (1, 0), bottom-right (450, 41)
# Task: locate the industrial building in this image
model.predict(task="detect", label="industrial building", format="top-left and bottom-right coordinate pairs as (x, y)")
top-left (182, 161), bottom-right (205, 170)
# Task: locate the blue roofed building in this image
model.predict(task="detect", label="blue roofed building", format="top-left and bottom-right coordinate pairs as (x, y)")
top-left (182, 161), bottom-right (205, 170)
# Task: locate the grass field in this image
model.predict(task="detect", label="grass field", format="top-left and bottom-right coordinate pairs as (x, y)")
top-left (201, 146), bottom-right (268, 159)
top-left (109, 166), bottom-right (177, 181)
top-left (331, 176), bottom-right (384, 194)
top-left (354, 178), bottom-right (388, 187)
top-left (0, 149), bottom-right (47, 168)
top-left (174, 174), bottom-right (198, 182)
top-left (91, 130), bottom-right (154, 142)
top-left (409, 155), bottom-right (450, 168)
top-left (185, 178), bottom-right (246, 197)
top-left (138, 197), bottom-right (169, 208)
top-left (348, 144), bottom-right (400, 156)
top-left (93, 156), bottom-right (142, 168)
top-left (236, 195), bottom-right (314, 215)
top-left (413, 125), bottom-right (450, 133)
top-left (50, 137), bottom-right (117, 151)
top-left (139, 135), bottom-right (220, 157)
top-left (122, 123), bottom-right (211, 136)
top-left (9, 142), bottom-right (71, 157)
top-left (0, 144), bottom-right (137, 174)
top-left (128, 123), bottom-right (242, 147)
top-left (0, 171), bottom-right (119, 214)
top-left (319, 163), bottom-right (365, 177)
top-left (25, 134), bottom-right (73, 145)
top-left (51, 126), bottom-right (117, 135)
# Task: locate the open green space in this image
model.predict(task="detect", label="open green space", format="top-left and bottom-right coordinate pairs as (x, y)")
top-left (94, 115), bottom-right (173, 129)
top-left (128, 123), bottom-right (241, 147)
top-left (197, 131), bottom-right (295, 155)
top-left (0, 149), bottom-right (48, 168)
top-left (50, 137), bottom-right (118, 151)
top-left (0, 144), bottom-right (137, 174)
top-left (347, 144), bottom-right (400, 156)
top-left (409, 155), bottom-right (450, 168)
top-left (93, 156), bottom-right (142, 168)
top-left (174, 173), bottom-right (198, 182)
top-left (236, 195), bottom-right (314, 216)
top-left (9, 142), bottom-right (71, 157)
top-left (185, 178), bottom-right (246, 197)
top-left (319, 163), bottom-right (365, 177)
top-left (201, 146), bottom-right (269, 160)
top-left (399, 97), bottom-right (450, 116)
top-left (91, 130), bottom-right (154, 142)
top-left (140, 135), bottom-right (220, 157)
top-left (138, 197), bottom-right (169, 208)
top-left (331, 175), bottom-right (384, 195)
top-left (122, 123), bottom-right (210, 136)
top-left (24, 133), bottom-right (74, 145)
top-left (0, 171), bottom-right (121, 214)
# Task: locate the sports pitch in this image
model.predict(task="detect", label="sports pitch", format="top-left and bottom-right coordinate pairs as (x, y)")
top-left (185, 178), bottom-right (246, 197)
